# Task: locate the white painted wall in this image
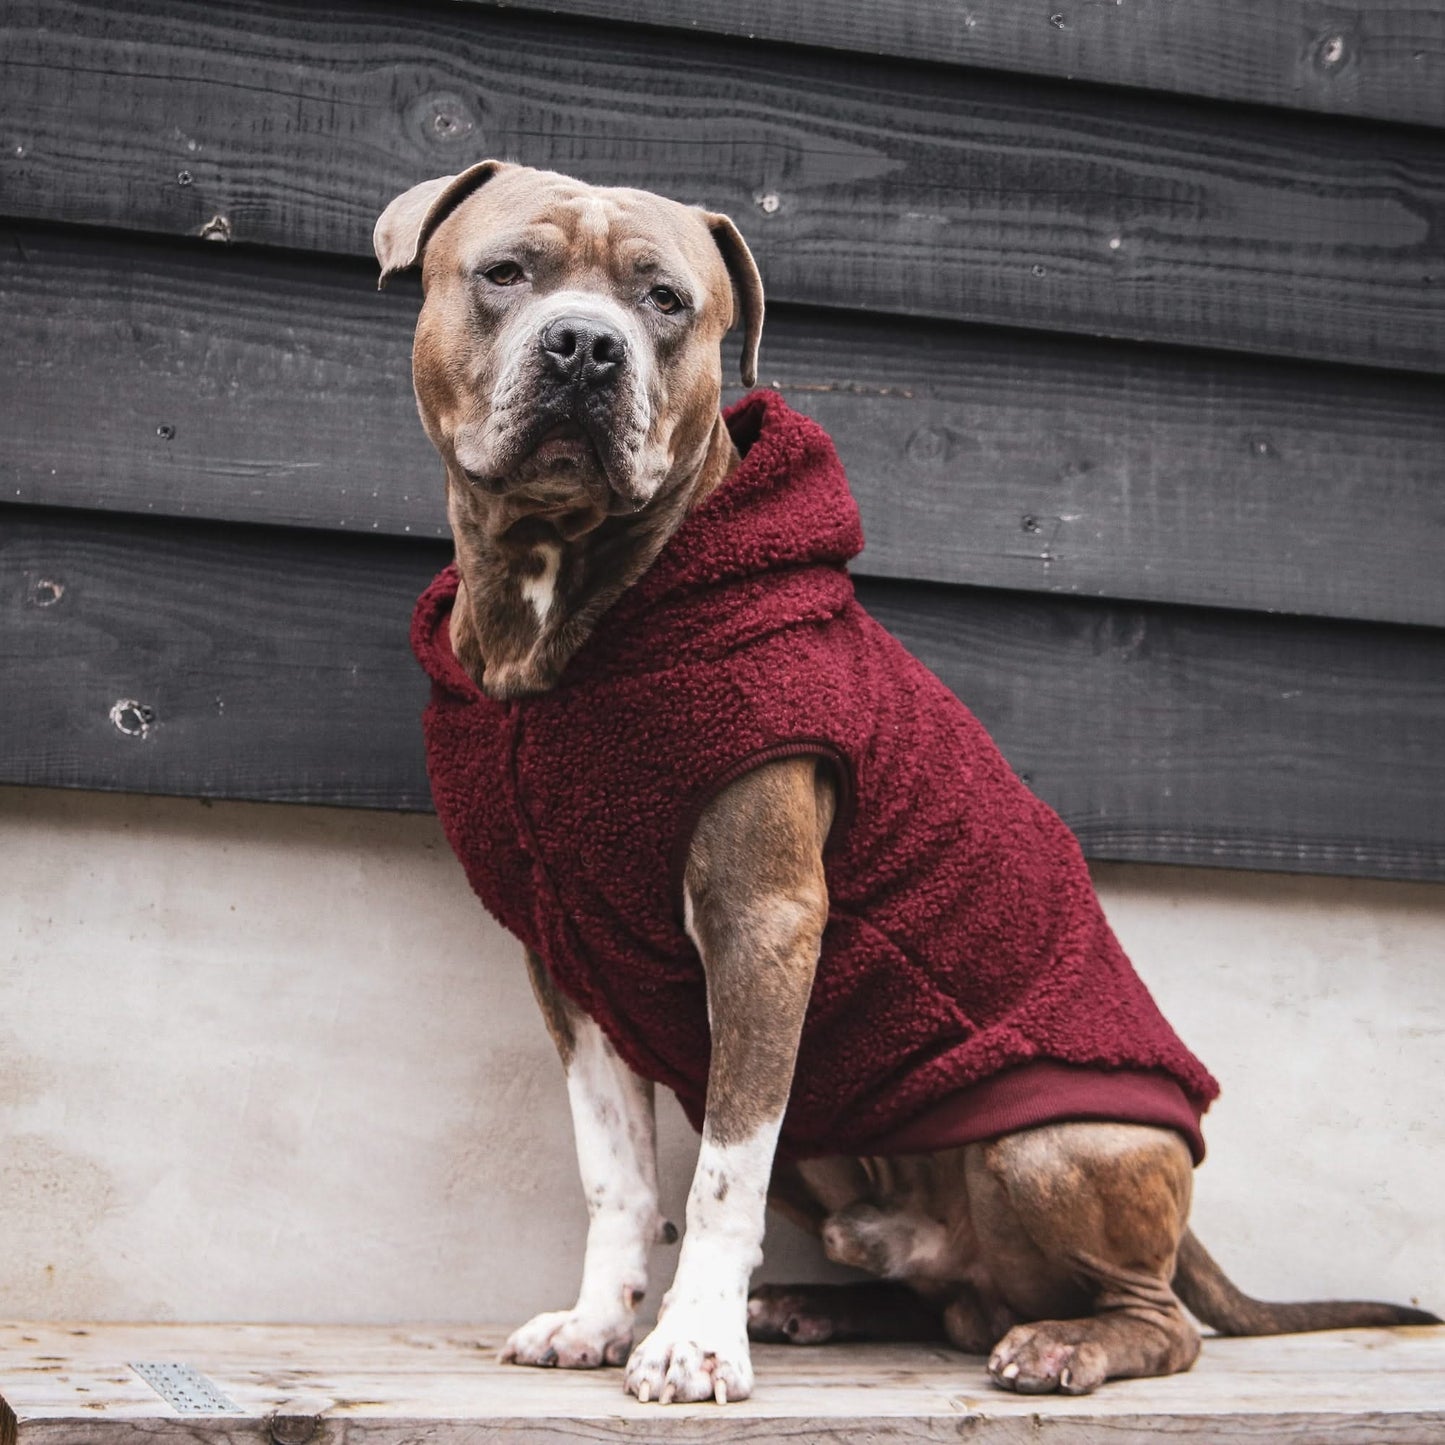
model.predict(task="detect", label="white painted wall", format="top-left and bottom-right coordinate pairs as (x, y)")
top-left (2, 783), bottom-right (1441, 1326)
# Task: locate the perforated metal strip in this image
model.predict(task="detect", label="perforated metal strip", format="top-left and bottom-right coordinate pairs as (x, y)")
top-left (130, 1362), bottom-right (244, 1414)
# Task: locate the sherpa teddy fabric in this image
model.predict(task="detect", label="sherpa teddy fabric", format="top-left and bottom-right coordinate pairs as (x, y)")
top-left (412, 390), bottom-right (1219, 1161)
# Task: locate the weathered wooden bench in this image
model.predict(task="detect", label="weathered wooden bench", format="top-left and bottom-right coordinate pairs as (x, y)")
top-left (5, 1321), bottom-right (1444, 1444)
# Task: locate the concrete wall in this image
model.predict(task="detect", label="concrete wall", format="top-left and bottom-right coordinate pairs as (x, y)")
top-left (2, 783), bottom-right (1441, 1326)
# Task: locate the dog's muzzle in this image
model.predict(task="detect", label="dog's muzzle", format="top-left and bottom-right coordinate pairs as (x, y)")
top-left (455, 301), bottom-right (655, 510)
top-left (540, 315), bottom-right (627, 391)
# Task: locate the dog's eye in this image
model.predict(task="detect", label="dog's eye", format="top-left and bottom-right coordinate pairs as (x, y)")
top-left (649, 285), bottom-right (683, 314)
top-left (484, 262), bottom-right (525, 286)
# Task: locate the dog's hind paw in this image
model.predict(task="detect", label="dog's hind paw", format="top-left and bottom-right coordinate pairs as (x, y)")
top-left (501, 1308), bottom-right (633, 1370)
top-left (747, 1284), bottom-right (840, 1344)
top-left (988, 1323), bottom-right (1108, 1395)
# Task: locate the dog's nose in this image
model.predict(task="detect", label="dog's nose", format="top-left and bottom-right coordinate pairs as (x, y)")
top-left (540, 316), bottom-right (626, 388)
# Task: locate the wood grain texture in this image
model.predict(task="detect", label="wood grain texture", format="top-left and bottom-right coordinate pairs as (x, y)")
top-left (459, 0), bottom-right (1445, 130)
top-left (4, 508), bottom-right (1443, 881)
top-left (4, 1320), bottom-right (1444, 1443)
top-left (6, 224), bottom-right (1445, 628)
top-left (0, 509), bottom-right (439, 811)
top-left (3, 1), bottom-right (1444, 371)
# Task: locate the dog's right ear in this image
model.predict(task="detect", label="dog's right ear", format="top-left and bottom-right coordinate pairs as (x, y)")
top-left (374, 159), bottom-right (512, 289)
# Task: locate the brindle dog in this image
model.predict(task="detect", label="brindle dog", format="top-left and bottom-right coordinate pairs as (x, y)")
top-left (375, 160), bottom-right (1436, 1406)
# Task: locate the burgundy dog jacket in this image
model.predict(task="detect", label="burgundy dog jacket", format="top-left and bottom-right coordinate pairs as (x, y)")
top-left (413, 391), bottom-right (1218, 1161)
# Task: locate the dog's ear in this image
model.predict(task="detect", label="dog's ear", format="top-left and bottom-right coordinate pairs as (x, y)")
top-left (374, 160), bottom-right (512, 289)
top-left (703, 212), bottom-right (765, 388)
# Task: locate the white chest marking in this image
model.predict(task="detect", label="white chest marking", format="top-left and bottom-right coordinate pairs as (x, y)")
top-left (521, 544), bottom-right (561, 626)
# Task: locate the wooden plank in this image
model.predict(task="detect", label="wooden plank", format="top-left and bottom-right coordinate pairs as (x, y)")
top-left (5, 225), bottom-right (1445, 629)
top-left (0, 509), bottom-right (439, 811)
top-left (458, 0), bottom-right (1445, 130)
top-left (3, 2), bottom-right (1444, 373)
top-left (4, 508), bottom-right (1443, 881)
top-left (3, 1320), bottom-right (1444, 1443)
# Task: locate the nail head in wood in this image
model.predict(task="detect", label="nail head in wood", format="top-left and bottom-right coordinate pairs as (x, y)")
top-left (268, 1412), bottom-right (320, 1445)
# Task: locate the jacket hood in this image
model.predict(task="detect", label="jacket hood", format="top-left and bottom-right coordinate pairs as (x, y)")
top-left (414, 391), bottom-right (865, 694)
top-left (628, 388), bottom-right (864, 604)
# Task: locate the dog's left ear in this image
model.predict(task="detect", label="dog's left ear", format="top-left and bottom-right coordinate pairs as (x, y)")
top-left (704, 212), bottom-right (765, 388)
top-left (374, 159), bottom-right (512, 289)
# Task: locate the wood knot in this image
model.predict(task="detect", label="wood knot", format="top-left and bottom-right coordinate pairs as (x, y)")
top-left (27, 577), bottom-right (65, 608)
top-left (409, 91), bottom-right (478, 148)
top-left (905, 425), bottom-right (954, 467)
top-left (1315, 31), bottom-right (1352, 72)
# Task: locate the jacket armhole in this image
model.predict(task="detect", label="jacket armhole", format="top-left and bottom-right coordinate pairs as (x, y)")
top-left (667, 739), bottom-right (857, 924)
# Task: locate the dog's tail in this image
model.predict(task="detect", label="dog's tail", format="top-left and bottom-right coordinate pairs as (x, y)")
top-left (1172, 1230), bottom-right (1440, 1335)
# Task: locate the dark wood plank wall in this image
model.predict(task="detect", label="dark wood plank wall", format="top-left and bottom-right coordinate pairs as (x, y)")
top-left (4, 0), bottom-right (1444, 371)
top-left (456, 1), bottom-right (1445, 128)
top-left (9, 506), bottom-right (1444, 879)
top-left (6, 224), bottom-right (1445, 627)
top-left (2, 0), bottom-right (1443, 882)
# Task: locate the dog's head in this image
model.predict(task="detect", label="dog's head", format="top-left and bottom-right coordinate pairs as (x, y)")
top-left (375, 161), bottom-right (763, 544)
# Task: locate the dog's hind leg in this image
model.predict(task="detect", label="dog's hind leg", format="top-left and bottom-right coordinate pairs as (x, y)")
top-left (971, 1121), bottom-right (1201, 1395)
top-left (750, 1153), bottom-right (1001, 1348)
top-left (748, 1281), bottom-right (946, 1344)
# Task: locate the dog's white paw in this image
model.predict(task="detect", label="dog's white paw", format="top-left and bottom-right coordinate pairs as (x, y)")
top-left (624, 1309), bottom-right (752, 1404)
top-left (500, 1308), bottom-right (633, 1369)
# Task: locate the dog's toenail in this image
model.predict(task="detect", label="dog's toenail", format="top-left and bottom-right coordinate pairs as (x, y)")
top-left (539, 1348), bottom-right (557, 1367)
top-left (784, 1316), bottom-right (800, 1336)
top-left (1002, 1362), bottom-right (1019, 1380)
top-left (1060, 1367), bottom-right (1073, 1389)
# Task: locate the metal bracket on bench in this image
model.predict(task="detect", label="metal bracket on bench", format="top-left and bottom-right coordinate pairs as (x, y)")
top-left (129, 1362), bottom-right (243, 1415)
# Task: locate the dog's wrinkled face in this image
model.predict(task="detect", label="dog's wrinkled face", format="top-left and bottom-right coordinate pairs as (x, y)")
top-left (377, 162), bottom-right (762, 546)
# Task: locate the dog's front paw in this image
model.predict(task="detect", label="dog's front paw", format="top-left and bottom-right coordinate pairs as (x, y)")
top-left (624, 1310), bottom-right (752, 1404)
top-left (501, 1308), bottom-right (633, 1369)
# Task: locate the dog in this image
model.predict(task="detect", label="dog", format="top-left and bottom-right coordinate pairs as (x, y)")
top-left (375, 160), bottom-right (1436, 1405)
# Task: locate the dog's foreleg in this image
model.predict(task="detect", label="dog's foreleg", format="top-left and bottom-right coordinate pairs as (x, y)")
top-left (502, 947), bottom-right (667, 1370)
top-left (625, 758), bottom-right (832, 1405)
